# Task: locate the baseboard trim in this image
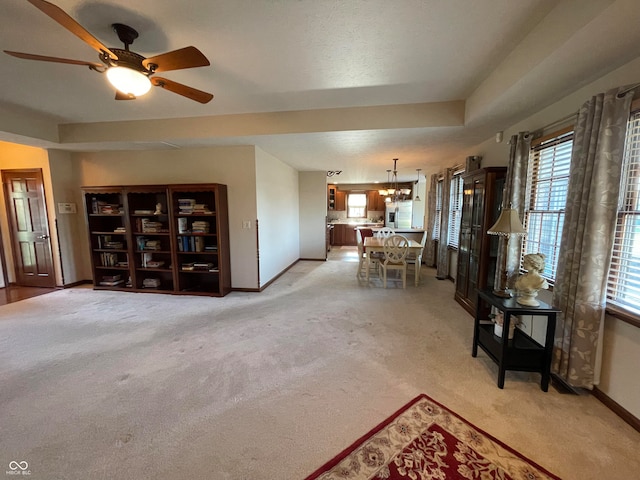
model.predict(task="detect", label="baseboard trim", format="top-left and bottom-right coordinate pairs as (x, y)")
top-left (592, 387), bottom-right (640, 433)
top-left (550, 373), bottom-right (581, 395)
top-left (231, 259), bottom-right (300, 293)
top-left (62, 280), bottom-right (92, 289)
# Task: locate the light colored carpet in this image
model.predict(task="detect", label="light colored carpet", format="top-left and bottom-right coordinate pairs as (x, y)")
top-left (0, 249), bottom-right (638, 479)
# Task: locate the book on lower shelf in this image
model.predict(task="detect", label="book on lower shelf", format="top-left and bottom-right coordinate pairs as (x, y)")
top-left (99, 274), bottom-right (124, 286)
top-left (142, 278), bottom-right (161, 288)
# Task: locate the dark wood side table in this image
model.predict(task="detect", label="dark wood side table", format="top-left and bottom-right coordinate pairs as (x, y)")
top-left (472, 289), bottom-right (561, 391)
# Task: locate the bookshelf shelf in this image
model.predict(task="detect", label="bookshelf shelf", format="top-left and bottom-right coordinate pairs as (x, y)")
top-left (82, 184), bottom-right (230, 297)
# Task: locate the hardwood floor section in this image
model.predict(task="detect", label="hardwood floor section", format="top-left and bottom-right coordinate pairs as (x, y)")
top-left (0, 285), bottom-right (56, 306)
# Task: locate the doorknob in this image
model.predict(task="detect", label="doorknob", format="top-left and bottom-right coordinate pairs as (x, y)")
top-left (37, 234), bottom-right (50, 240)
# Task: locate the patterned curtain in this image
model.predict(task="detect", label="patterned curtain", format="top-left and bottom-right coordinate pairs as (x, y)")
top-left (552, 86), bottom-right (633, 389)
top-left (495, 132), bottom-right (532, 288)
top-left (424, 174), bottom-right (438, 267)
top-left (436, 167), bottom-right (454, 279)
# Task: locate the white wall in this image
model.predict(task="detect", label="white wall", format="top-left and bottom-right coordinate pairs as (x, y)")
top-left (255, 147), bottom-right (300, 286)
top-left (47, 149), bottom-right (87, 285)
top-left (298, 171), bottom-right (327, 260)
top-left (74, 146), bottom-right (260, 289)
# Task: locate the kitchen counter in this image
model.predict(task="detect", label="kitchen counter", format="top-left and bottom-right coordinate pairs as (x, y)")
top-left (371, 227), bottom-right (425, 233)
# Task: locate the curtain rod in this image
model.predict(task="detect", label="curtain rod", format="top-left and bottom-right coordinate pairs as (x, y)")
top-left (617, 82), bottom-right (640, 98)
top-left (539, 111), bottom-right (578, 133)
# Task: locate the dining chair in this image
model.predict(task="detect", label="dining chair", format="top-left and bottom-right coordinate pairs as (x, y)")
top-left (356, 232), bottom-right (378, 278)
top-left (358, 228), bottom-right (374, 241)
top-left (377, 234), bottom-right (409, 288)
top-left (406, 230), bottom-right (428, 283)
top-left (375, 227), bottom-right (395, 238)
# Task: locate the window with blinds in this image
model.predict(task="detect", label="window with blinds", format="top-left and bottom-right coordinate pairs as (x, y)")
top-left (523, 128), bottom-right (573, 283)
top-left (607, 111), bottom-right (640, 314)
top-left (433, 179), bottom-right (443, 240)
top-left (347, 193), bottom-right (367, 218)
top-left (448, 171), bottom-right (464, 248)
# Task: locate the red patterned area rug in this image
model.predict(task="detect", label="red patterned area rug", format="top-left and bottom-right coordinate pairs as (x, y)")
top-left (304, 394), bottom-right (561, 480)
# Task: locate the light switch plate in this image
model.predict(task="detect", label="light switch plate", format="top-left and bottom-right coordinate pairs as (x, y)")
top-left (242, 220), bottom-right (252, 229)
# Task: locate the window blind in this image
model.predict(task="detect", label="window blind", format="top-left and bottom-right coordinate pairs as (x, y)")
top-left (433, 180), bottom-right (443, 240)
top-left (347, 193), bottom-right (367, 218)
top-left (524, 130), bottom-right (573, 283)
top-left (607, 112), bottom-right (640, 314)
top-left (448, 172), bottom-right (464, 248)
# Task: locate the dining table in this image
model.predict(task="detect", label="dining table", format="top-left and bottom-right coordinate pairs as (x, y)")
top-left (363, 236), bottom-right (424, 286)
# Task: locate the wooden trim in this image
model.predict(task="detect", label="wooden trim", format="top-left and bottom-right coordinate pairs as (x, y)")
top-left (592, 387), bottom-right (640, 433)
top-left (256, 259), bottom-right (299, 291)
top-left (299, 258), bottom-right (326, 262)
top-left (62, 279), bottom-right (93, 288)
top-left (531, 125), bottom-right (574, 147)
top-left (605, 305), bottom-right (640, 328)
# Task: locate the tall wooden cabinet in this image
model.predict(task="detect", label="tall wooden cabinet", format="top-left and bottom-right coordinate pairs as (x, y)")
top-left (83, 184), bottom-right (231, 297)
top-left (454, 167), bottom-right (506, 317)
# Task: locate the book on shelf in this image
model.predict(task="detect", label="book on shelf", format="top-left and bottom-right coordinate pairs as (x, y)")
top-left (113, 227), bottom-right (126, 233)
top-left (139, 218), bottom-right (165, 233)
top-left (105, 242), bottom-right (124, 249)
top-left (181, 262), bottom-right (195, 271)
top-left (101, 252), bottom-right (118, 267)
top-left (97, 202), bottom-right (121, 214)
top-left (102, 274), bottom-right (122, 282)
top-left (99, 273), bottom-right (124, 286)
top-left (134, 209), bottom-right (154, 214)
top-left (192, 221), bottom-right (210, 233)
top-left (145, 260), bottom-right (165, 268)
top-left (142, 278), bottom-right (161, 288)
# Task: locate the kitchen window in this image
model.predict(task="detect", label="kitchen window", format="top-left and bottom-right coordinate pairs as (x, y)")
top-left (347, 193), bottom-right (367, 218)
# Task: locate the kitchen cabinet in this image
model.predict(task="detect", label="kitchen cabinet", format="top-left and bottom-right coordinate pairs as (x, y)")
top-left (335, 190), bottom-right (346, 211)
top-left (328, 185), bottom-right (337, 210)
top-left (472, 289), bottom-right (560, 391)
top-left (454, 167), bottom-right (506, 318)
top-left (367, 190), bottom-right (386, 211)
top-left (330, 224), bottom-right (359, 246)
top-left (327, 185), bottom-right (346, 211)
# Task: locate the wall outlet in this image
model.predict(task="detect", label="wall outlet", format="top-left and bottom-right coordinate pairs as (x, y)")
top-left (242, 220), bottom-right (252, 229)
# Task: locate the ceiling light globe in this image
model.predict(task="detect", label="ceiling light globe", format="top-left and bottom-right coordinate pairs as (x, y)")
top-left (106, 66), bottom-right (152, 96)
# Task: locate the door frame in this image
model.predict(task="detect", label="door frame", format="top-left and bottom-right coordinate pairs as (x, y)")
top-left (1, 168), bottom-right (56, 288)
top-left (0, 217), bottom-right (8, 288)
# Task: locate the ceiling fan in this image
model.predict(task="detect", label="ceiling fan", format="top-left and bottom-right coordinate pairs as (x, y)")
top-left (4, 0), bottom-right (214, 103)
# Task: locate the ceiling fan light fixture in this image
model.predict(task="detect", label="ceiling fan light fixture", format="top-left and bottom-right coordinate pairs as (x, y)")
top-left (106, 66), bottom-right (151, 96)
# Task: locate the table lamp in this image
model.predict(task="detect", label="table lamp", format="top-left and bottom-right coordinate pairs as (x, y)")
top-left (487, 208), bottom-right (527, 297)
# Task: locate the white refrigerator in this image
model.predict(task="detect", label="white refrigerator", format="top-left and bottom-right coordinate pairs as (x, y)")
top-left (385, 201), bottom-right (413, 229)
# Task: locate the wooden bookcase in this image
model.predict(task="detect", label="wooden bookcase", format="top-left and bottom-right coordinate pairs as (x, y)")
top-left (82, 184), bottom-right (231, 297)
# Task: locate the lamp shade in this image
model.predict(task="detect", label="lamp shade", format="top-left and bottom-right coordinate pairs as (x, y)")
top-left (106, 66), bottom-right (152, 96)
top-left (487, 208), bottom-right (527, 236)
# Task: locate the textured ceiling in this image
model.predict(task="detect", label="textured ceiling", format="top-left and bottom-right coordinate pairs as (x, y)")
top-left (1, 0), bottom-right (639, 183)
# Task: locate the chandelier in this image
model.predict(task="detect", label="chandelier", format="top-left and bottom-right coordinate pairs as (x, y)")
top-left (378, 158), bottom-right (411, 202)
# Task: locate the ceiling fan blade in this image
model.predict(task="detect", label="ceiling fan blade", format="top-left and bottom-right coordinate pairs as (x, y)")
top-left (4, 50), bottom-right (103, 69)
top-left (142, 47), bottom-right (209, 73)
top-left (27, 0), bottom-right (117, 60)
top-left (151, 77), bottom-right (213, 104)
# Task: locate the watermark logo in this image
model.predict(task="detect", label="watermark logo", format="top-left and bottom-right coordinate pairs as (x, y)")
top-left (6, 461), bottom-right (30, 476)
